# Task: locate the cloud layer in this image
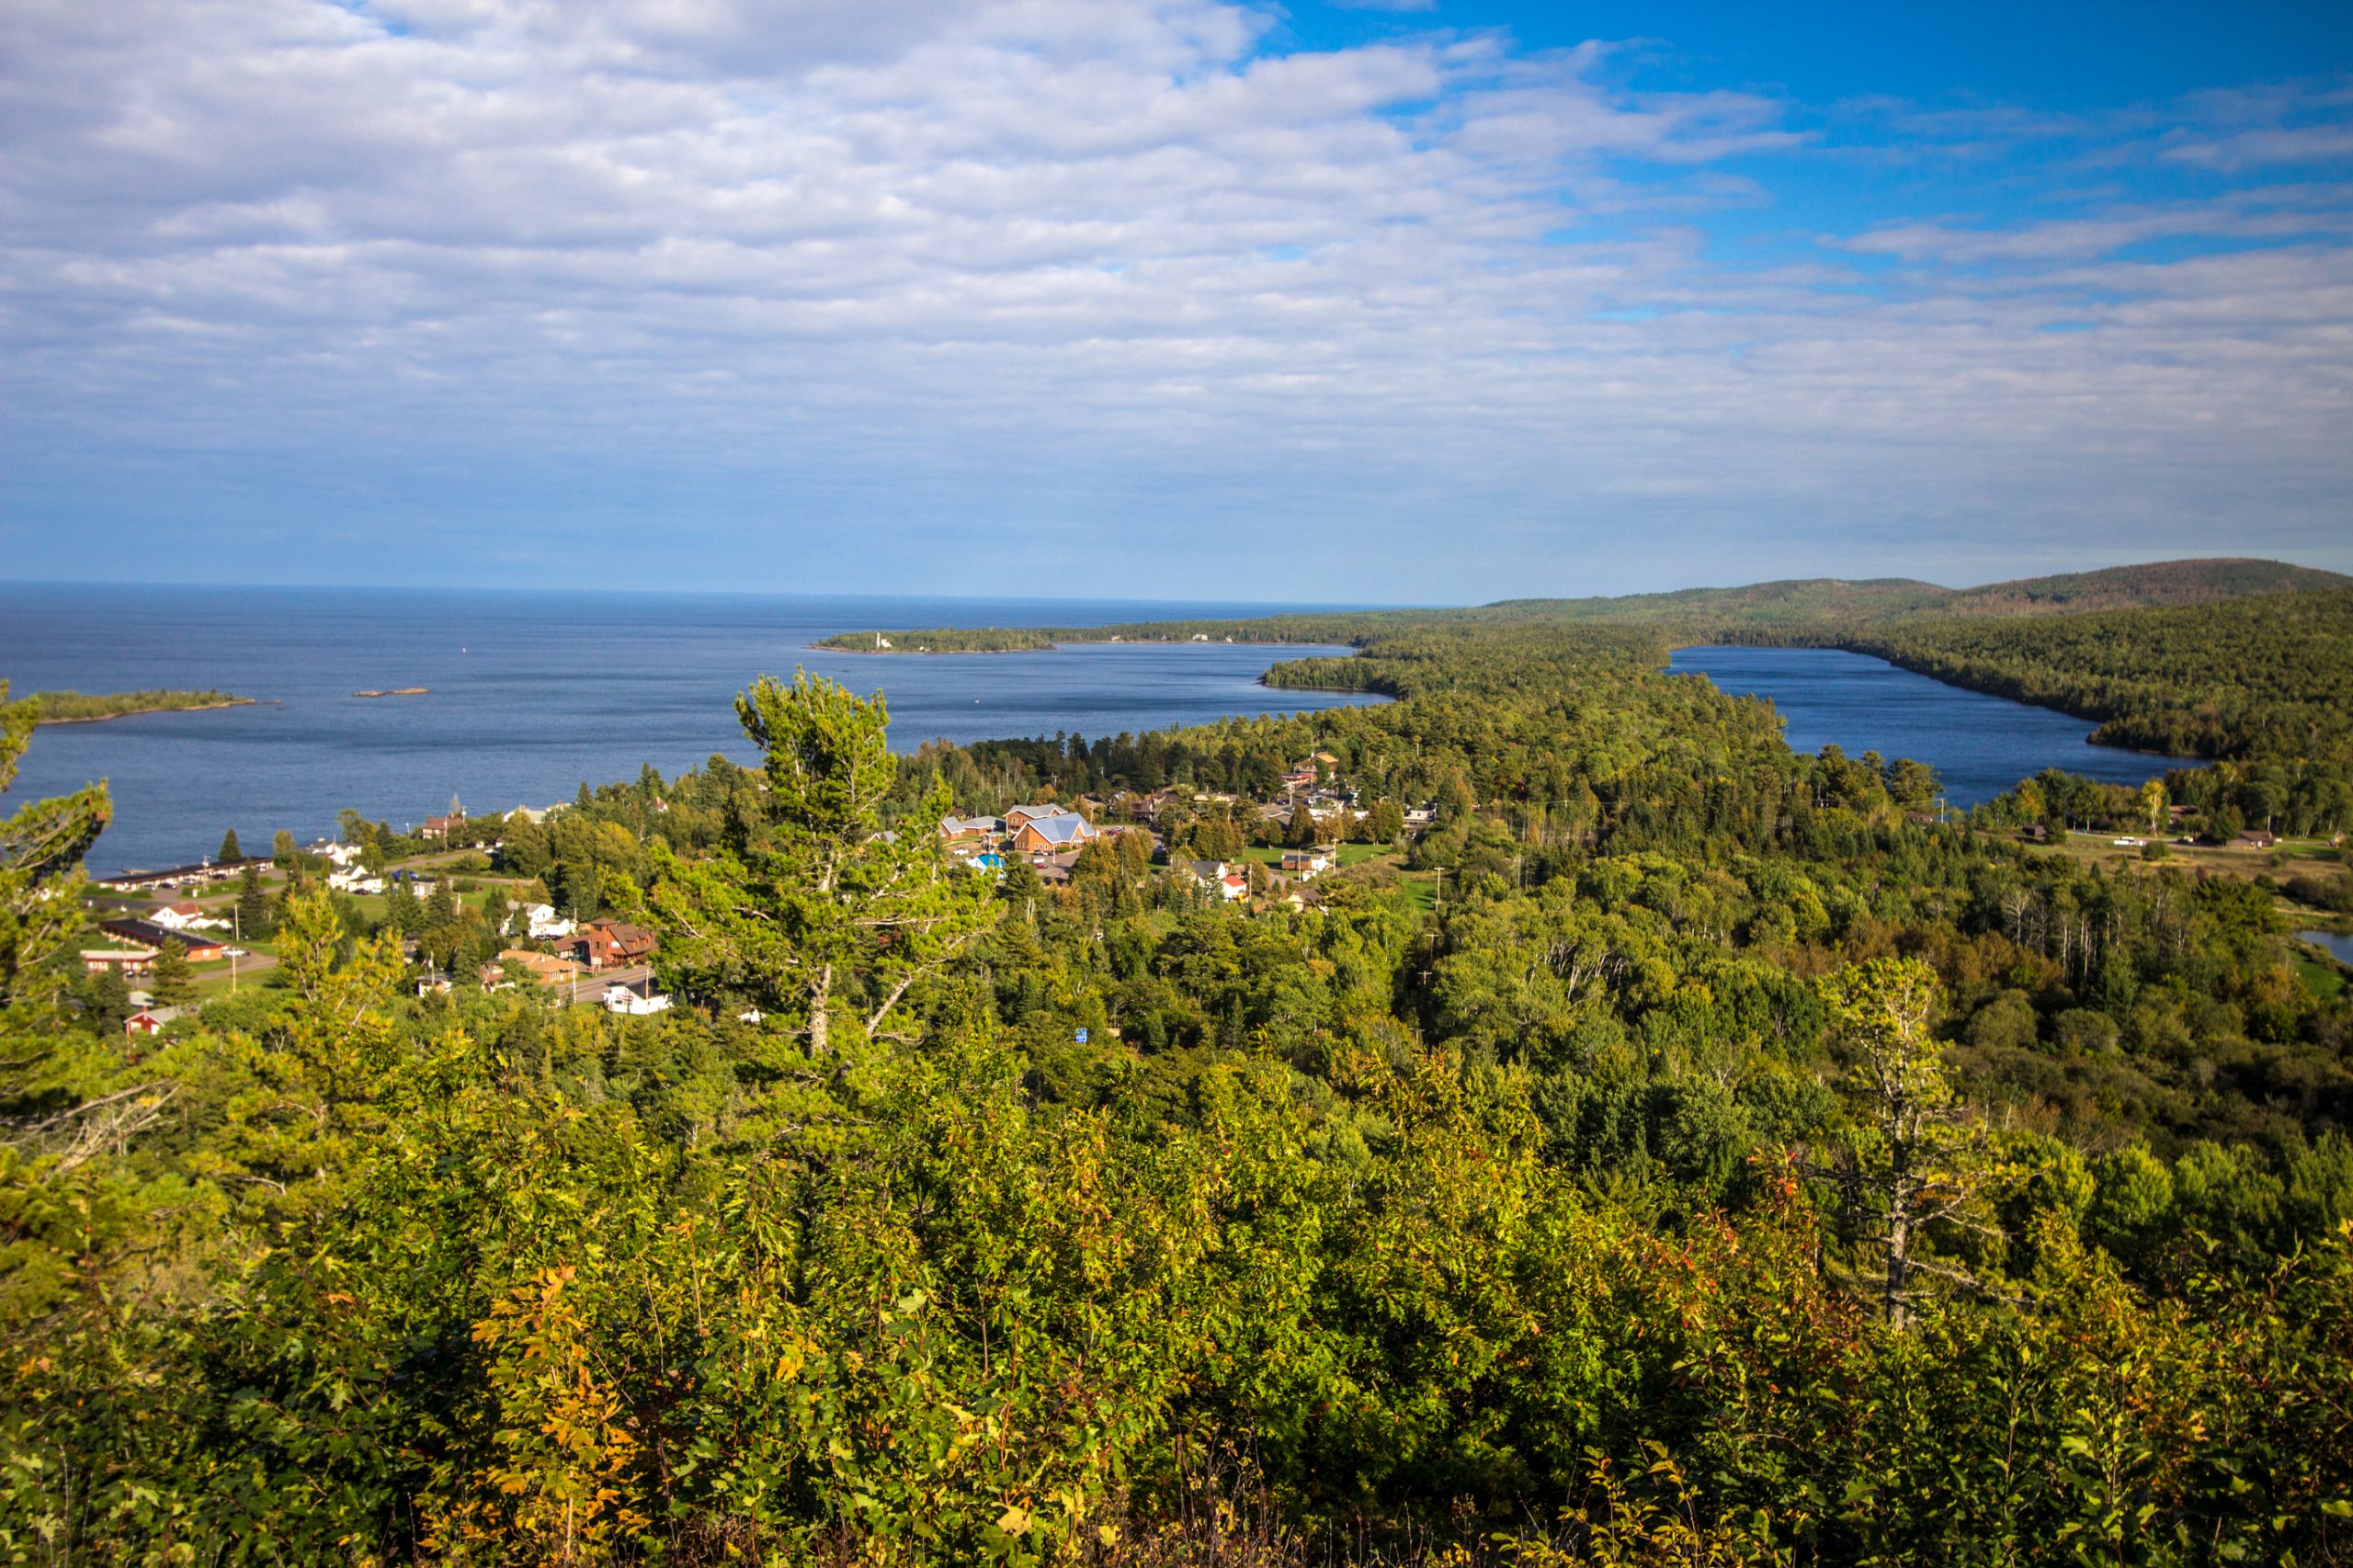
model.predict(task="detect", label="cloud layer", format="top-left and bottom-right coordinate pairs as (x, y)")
top-left (3, 0), bottom-right (2347, 597)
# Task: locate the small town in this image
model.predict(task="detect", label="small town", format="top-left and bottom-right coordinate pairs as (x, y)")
top-left (72, 750), bottom-right (1433, 1040)
top-left (69, 734), bottom-right (2333, 1061)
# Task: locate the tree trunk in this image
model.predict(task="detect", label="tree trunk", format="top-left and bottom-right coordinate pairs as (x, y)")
top-left (808, 960), bottom-right (832, 1055)
top-left (1883, 1137), bottom-right (1913, 1332)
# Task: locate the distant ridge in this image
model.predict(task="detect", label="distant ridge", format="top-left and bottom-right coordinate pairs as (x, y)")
top-left (1471, 557), bottom-right (2349, 629)
top-left (818, 557), bottom-right (2347, 653)
top-left (1939, 558), bottom-right (2348, 617)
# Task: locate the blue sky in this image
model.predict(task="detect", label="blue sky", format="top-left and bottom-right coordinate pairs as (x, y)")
top-left (2, 0), bottom-right (2348, 602)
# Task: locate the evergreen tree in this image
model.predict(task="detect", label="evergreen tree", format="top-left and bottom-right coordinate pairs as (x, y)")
top-left (647, 672), bottom-right (997, 1052)
top-left (149, 939), bottom-right (197, 1009)
top-left (1817, 958), bottom-right (1998, 1330)
top-left (236, 863), bottom-right (271, 938)
top-left (217, 827), bottom-right (242, 861)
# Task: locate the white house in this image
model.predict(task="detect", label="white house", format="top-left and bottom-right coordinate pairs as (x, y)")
top-left (605, 985), bottom-right (672, 1016)
top-left (524, 903), bottom-right (577, 939)
top-left (1181, 859), bottom-right (1248, 903)
top-left (1280, 848), bottom-right (1334, 880)
top-left (150, 901), bottom-right (226, 932)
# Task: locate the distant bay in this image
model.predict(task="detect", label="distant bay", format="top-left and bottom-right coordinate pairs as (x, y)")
top-left (1671, 644), bottom-right (2207, 810)
top-left (1, 585), bottom-right (1387, 874)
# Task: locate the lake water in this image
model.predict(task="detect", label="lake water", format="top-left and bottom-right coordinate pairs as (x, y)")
top-left (1, 585), bottom-right (1384, 874)
top-left (1670, 645), bottom-right (2206, 810)
top-left (2299, 930), bottom-right (2353, 965)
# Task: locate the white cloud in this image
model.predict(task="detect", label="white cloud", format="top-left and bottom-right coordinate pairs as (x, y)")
top-left (1, 0), bottom-right (2349, 597)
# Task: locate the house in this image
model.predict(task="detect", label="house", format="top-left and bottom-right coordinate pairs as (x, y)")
top-left (1179, 859), bottom-right (1247, 903)
top-left (328, 869), bottom-right (385, 894)
top-left (940, 815), bottom-right (1004, 844)
top-left (1283, 766), bottom-right (1319, 791)
top-left (1313, 751), bottom-right (1340, 769)
top-left (124, 1006), bottom-right (185, 1038)
top-left (1005, 802), bottom-right (1074, 831)
top-left (1012, 813), bottom-right (1098, 856)
top-left (605, 984), bottom-right (673, 1017)
top-left (1280, 848), bottom-right (1334, 880)
top-left (523, 903), bottom-right (576, 939)
top-left (97, 919), bottom-right (225, 962)
top-left (82, 949), bottom-right (156, 977)
top-left (570, 919), bottom-right (656, 971)
top-left (318, 841), bottom-right (366, 868)
top-left (2236, 830), bottom-right (2279, 850)
top-left (499, 948), bottom-right (589, 986)
top-left (418, 811), bottom-right (464, 842)
top-left (150, 901), bottom-right (224, 932)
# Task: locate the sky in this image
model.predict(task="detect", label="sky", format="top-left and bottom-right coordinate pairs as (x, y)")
top-left (3, 0), bottom-right (2349, 604)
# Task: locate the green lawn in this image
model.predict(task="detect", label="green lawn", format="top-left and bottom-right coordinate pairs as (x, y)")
top-left (1239, 842), bottom-right (1394, 869)
top-left (2290, 950), bottom-right (2346, 1001)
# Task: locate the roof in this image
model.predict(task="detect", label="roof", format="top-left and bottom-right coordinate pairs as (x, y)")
top-left (941, 815), bottom-right (1003, 835)
top-left (1020, 815), bottom-right (1095, 846)
top-left (99, 918), bottom-right (222, 952)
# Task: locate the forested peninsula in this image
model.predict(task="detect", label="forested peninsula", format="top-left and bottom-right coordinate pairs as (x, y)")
top-left (824, 559), bottom-right (2352, 764)
top-left (6, 556), bottom-right (2353, 1564)
top-left (26, 687), bottom-right (251, 724)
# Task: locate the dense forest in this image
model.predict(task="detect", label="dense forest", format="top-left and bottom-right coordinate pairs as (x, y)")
top-left (2, 577), bottom-right (2351, 1564)
top-left (1845, 587), bottom-right (2353, 764)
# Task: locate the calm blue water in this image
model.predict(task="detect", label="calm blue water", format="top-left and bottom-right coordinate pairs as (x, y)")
top-left (1, 585), bottom-right (1385, 873)
top-left (2301, 930), bottom-right (2353, 965)
top-left (1671, 645), bottom-right (2206, 810)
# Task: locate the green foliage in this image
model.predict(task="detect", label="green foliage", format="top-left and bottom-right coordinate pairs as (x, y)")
top-left (21, 688), bottom-right (250, 724)
top-left (1850, 586), bottom-right (2353, 764)
top-left (7, 574), bottom-right (2353, 1563)
top-left (147, 940), bottom-right (195, 1008)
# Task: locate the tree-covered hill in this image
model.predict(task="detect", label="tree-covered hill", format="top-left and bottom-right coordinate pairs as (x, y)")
top-left (820, 556), bottom-right (2343, 656)
top-left (1938, 557), bottom-right (2347, 617)
top-left (1852, 585), bottom-right (2353, 762)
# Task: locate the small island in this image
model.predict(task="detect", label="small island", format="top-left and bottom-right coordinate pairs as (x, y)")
top-left (27, 688), bottom-right (253, 725)
top-left (353, 687), bottom-right (430, 699)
